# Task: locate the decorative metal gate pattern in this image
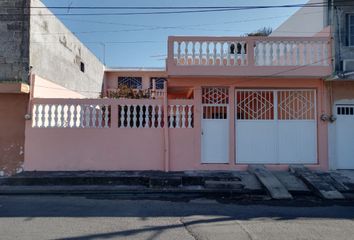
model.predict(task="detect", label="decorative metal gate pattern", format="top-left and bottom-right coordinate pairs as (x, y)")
top-left (236, 90), bottom-right (315, 120)
top-left (278, 90), bottom-right (315, 120)
top-left (202, 87), bottom-right (229, 119)
top-left (201, 87), bottom-right (230, 164)
top-left (236, 90), bottom-right (274, 120)
top-left (236, 89), bottom-right (317, 164)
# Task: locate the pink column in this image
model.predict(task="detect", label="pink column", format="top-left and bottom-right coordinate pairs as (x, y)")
top-left (229, 86), bottom-right (236, 165)
top-left (194, 86), bottom-right (202, 165)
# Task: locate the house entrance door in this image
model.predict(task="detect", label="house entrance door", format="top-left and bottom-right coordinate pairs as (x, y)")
top-left (335, 104), bottom-right (354, 169)
top-left (201, 87), bottom-right (229, 163)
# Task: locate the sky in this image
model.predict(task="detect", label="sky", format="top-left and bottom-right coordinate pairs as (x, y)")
top-left (41, 0), bottom-right (311, 68)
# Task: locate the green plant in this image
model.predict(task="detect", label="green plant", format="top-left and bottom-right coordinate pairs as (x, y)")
top-left (108, 85), bottom-right (151, 99)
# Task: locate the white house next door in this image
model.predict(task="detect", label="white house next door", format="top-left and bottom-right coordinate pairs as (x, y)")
top-left (201, 87), bottom-right (229, 164)
top-left (235, 89), bottom-right (317, 164)
top-left (335, 104), bottom-right (354, 169)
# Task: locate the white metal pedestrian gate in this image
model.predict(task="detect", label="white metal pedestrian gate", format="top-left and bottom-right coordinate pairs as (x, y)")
top-left (201, 87), bottom-right (229, 163)
top-left (236, 89), bottom-right (317, 164)
top-left (335, 104), bottom-right (354, 169)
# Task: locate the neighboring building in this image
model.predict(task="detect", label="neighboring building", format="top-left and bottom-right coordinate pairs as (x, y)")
top-left (0, 0), bottom-right (105, 175)
top-left (326, 0), bottom-right (354, 169)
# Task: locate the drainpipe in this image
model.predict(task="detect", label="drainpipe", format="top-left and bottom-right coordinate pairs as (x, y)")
top-left (163, 81), bottom-right (170, 172)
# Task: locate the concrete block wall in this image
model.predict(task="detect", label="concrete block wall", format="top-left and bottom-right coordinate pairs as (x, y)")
top-left (30, 0), bottom-right (105, 98)
top-left (331, 0), bottom-right (354, 73)
top-left (0, 0), bottom-right (30, 82)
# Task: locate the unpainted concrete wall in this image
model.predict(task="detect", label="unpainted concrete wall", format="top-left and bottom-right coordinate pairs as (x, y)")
top-left (0, 0), bottom-right (30, 82)
top-left (331, 0), bottom-right (354, 73)
top-left (0, 94), bottom-right (28, 176)
top-left (30, 0), bottom-right (105, 98)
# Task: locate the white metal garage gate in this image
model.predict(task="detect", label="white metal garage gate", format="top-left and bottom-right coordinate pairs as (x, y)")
top-left (335, 104), bottom-right (354, 169)
top-left (236, 89), bottom-right (317, 164)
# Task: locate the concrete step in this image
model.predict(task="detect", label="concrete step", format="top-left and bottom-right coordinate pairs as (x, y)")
top-left (290, 165), bottom-right (345, 200)
top-left (204, 180), bottom-right (244, 190)
top-left (249, 165), bottom-right (293, 200)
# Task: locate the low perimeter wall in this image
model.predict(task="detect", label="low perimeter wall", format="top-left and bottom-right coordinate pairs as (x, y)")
top-left (24, 98), bottom-right (194, 171)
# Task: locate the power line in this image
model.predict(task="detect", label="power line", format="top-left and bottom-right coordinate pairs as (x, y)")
top-left (0, 2), bottom-right (347, 17)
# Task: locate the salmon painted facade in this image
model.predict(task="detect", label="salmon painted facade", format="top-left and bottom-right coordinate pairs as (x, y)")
top-left (24, 31), bottom-right (335, 172)
top-left (0, 0), bottom-right (350, 173)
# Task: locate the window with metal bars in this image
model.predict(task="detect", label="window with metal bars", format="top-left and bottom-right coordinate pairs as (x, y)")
top-left (118, 77), bottom-right (142, 89)
top-left (150, 77), bottom-right (166, 89)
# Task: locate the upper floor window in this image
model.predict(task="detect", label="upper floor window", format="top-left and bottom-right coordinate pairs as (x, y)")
top-left (118, 77), bottom-right (142, 89)
top-left (348, 14), bottom-right (354, 46)
top-left (150, 77), bottom-right (166, 89)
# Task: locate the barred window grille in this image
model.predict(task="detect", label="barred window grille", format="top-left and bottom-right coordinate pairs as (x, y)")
top-left (150, 77), bottom-right (166, 89)
top-left (118, 77), bottom-right (142, 89)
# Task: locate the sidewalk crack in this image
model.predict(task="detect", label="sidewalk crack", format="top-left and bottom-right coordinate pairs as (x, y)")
top-left (179, 217), bottom-right (200, 240)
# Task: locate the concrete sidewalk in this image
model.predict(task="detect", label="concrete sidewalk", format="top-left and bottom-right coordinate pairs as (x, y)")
top-left (1, 168), bottom-right (354, 201)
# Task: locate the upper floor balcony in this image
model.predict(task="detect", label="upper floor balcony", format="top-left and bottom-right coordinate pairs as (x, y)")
top-left (167, 36), bottom-right (332, 77)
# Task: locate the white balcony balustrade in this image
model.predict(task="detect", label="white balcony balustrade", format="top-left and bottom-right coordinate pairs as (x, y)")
top-left (167, 36), bottom-right (332, 77)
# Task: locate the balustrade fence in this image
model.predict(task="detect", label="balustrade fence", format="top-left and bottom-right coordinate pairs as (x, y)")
top-left (31, 99), bottom-right (194, 129)
top-left (169, 36), bottom-right (331, 67)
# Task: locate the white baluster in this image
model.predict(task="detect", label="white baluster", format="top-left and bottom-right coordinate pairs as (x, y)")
top-left (60, 105), bottom-right (65, 128)
top-left (213, 42), bottom-right (217, 65)
top-left (131, 105), bottom-right (137, 128)
top-left (317, 41), bottom-right (322, 66)
top-left (192, 42), bottom-right (196, 65)
top-left (144, 105), bottom-right (150, 128)
top-left (85, 105), bottom-right (90, 128)
top-left (184, 42), bottom-right (188, 65)
top-left (46, 104), bottom-right (52, 128)
top-left (104, 105), bottom-right (109, 128)
top-left (181, 105), bottom-right (186, 128)
top-left (220, 42), bottom-right (224, 66)
top-left (120, 105), bottom-right (126, 128)
top-left (310, 41), bottom-right (315, 65)
top-left (139, 105), bottom-right (144, 128)
top-left (32, 105), bottom-right (37, 128)
top-left (290, 41), bottom-right (294, 66)
top-left (151, 105), bottom-right (157, 128)
top-left (92, 106), bottom-right (97, 128)
top-left (169, 106), bottom-right (175, 128)
top-left (206, 42), bottom-right (210, 65)
top-left (276, 42), bottom-right (280, 65)
top-left (187, 105), bottom-right (193, 128)
top-left (199, 42), bottom-right (203, 65)
top-left (97, 106), bottom-right (103, 128)
top-left (263, 42), bottom-right (267, 66)
top-left (51, 105), bottom-right (57, 128)
top-left (255, 42), bottom-right (259, 65)
top-left (67, 105), bottom-right (72, 128)
top-left (177, 41), bottom-right (181, 64)
top-left (175, 105), bottom-right (180, 128)
top-left (157, 105), bottom-right (162, 128)
top-left (40, 104), bottom-right (45, 128)
top-left (226, 42), bottom-right (231, 66)
top-left (126, 105), bottom-right (131, 128)
top-left (72, 105), bottom-right (78, 128)
top-left (283, 42), bottom-right (287, 66)
top-left (80, 105), bottom-right (84, 128)
top-left (240, 42), bottom-right (245, 66)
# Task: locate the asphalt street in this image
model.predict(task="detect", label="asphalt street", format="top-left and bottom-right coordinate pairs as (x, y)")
top-left (0, 195), bottom-right (354, 240)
